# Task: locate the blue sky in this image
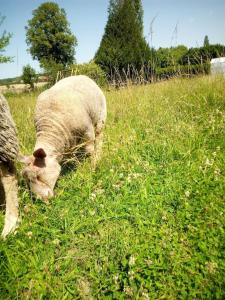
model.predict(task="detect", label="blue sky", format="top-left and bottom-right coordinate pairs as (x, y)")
top-left (0, 0), bottom-right (224, 79)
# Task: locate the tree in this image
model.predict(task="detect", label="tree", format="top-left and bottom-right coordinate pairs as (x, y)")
top-left (22, 65), bottom-right (38, 90)
top-left (204, 35), bottom-right (209, 47)
top-left (0, 15), bottom-right (13, 63)
top-left (25, 2), bottom-right (77, 68)
top-left (95, 0), bottom-right (151, 79)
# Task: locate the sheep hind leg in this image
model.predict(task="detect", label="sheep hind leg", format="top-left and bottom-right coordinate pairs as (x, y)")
top-left (93, 116), bottom-right (106, 166)
top-left (83, 126), bottom-right (97, 168)
top-left (94, 131), bottom-right (104, 165)
top-left (1, 163), bottom-right (19, 239)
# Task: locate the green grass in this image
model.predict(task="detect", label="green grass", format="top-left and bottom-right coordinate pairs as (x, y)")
top-left (0, 76), bottom-right (225, 299)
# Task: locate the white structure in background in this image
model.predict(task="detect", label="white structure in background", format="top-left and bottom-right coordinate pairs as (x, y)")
top-left (210, 57), bottom-right (225, 75)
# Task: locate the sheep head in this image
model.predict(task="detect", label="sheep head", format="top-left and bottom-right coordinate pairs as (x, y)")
top-left (20, 148), bottom-right (61, 202)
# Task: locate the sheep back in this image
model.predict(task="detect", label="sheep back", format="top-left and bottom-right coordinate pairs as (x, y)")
top-left (34, 75), bottom-right (107, 154)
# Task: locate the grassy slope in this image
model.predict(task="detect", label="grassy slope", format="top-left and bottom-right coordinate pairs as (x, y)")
top-left (0, 76), bottom-right (225, 299)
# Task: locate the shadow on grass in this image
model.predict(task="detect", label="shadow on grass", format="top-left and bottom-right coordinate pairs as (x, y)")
top-left (60, 148), bottom-right (89, 177)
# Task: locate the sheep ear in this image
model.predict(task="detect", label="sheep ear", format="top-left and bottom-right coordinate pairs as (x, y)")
top-left (18, 154), bottom-right (33, 164)
top-left (33, 148), bottom-right (46, 159)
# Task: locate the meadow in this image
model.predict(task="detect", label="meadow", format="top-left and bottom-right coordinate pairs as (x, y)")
top-left (0, 76), bottom-right (224, 299)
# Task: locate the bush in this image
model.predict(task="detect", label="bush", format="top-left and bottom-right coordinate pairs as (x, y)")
top-left (179, 44), bottom-right (225, 65)
top-left (41, 59), bottom-right (64, 85)
top-left (22, 64), bottom-right (38, 89)
top-left (155, 63), bottom-right (210, 79)
top-left (57, 62), bottom-right (108, 87)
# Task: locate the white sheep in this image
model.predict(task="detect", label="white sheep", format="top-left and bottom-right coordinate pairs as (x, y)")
top-left (0, 93), bottom-right (19, 238)
top-left (21, 75), bottom-right (107, 201)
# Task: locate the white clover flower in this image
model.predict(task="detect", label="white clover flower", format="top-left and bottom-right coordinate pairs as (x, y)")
top-left (124, 286), bottom-right (133, 296)
top-left (90, 193), bottom-right (96, 200)
top-left (96, 188), bottom-right (105, 195)
top-left (128, 270), bottom-right (134, 280)
top-left (141, 292), bottom-right (150, 300)
top-left (214, 167), bottom-right (221, 176)
top-left (129, 255), bottom-right (136, 266)
top-left (205, 261), bottom-right (218, 274)
top-left (52, 239), bottom-right (60, 245)
top-left (27, 231), bottom-right (33, 238)
top-left (89, 210), bottom-right (96, 216)
top-left (185, 190), bottom-right (190, 197)
top-left (205, 158), bottom-right (213, 166)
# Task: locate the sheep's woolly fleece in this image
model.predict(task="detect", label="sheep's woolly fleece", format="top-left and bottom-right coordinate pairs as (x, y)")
top-left (0, 93), bottom-right (19, 163)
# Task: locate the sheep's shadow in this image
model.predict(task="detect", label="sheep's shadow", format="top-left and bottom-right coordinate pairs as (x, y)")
top-left (60, 160), bottom-right (79, 176)
top-left (60, 148), bottom-right (88, 177)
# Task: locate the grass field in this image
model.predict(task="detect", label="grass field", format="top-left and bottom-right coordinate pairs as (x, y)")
top-left (0, 76), bottom-right (225, 299)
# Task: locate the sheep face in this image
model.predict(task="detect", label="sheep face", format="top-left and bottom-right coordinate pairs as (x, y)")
top-left (21, 148), bottom-right (61, 201)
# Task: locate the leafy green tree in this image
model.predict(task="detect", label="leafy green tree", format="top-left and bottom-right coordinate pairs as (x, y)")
top-left (95, 0), bottom-right (150, 79)
top-left (0, 15), bottom-right (12, 63)
top-left (25, 2), bottom-right (77, 68)
top-left (204, 35), bottom-right (210, 47)
top-left (22, 64), bottom-right (38, 89)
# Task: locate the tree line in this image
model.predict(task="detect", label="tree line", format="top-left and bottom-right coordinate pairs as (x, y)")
top-left (1, 1), bottom-right (225, 87)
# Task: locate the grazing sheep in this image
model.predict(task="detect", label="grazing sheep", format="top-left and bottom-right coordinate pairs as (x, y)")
top-left (0, 93), bottom-right (19, 238)
top-left (21, 75), bottom-right (107, 201)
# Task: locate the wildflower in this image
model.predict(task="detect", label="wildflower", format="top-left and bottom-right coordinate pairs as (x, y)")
top-left (124, 286), bottom-right (133, 296)
top-left (185, 190), bottom-right (190, 197)
top-left (162, 214), bottom-right (167, 221)
top-left (133, 173), bottom-right (141, 179)
top-left (205, 158), bottom-right (212, 166)
top-left (145, 259), bottom-right (153, 267)
top-left (141, 292), bottom-right (150, 300)
top-left (96, 188), bottom-right (105, 195)
top-left (216, 146), bottom-right (220, 151)
top-left (214, 167), bottom-right (221, 176)
top-left (128, 270), bottom-right (134, 280)
top-left (52, 239), bottom-right (60, 245)
top-left (114, 274), bottom-right (119, 283)
top-left (129, 255), bottom-right (136, 266)
top-left (90, 193), bottom-right (96, 201)
top-left (24, 204), bottom-right (31, 213)
top-left (205, 261), bottom-right (217, 274)
top-left (212, 151), bottom-right (217, 157)
top-left (27, 231), bottom-right (33, 238)
top-left (127, 175), bottom-right (132, 183)
top-left (113, 182), bottom-right (122, 190)
top-left (127, 172), bottom-right (142, 183)
top-left (89, 210), bottom-right (96, 216)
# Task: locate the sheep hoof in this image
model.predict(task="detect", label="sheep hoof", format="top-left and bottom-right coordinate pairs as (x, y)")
top-left (1, 215), bottom-right (19, 239)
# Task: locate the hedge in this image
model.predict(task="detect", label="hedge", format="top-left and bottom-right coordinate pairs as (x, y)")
top-left (155, 63), bottom-right (210, 79)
